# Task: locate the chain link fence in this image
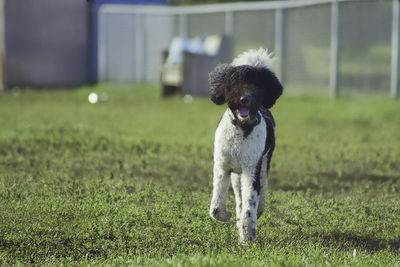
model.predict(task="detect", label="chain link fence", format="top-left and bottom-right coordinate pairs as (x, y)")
top-left (98, 0), bottom-right (399, 97)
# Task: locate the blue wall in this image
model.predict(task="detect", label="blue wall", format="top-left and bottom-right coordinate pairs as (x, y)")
top-left (5, 0), bottom-right (168, 88)
top-left (6, 0), bottom-right (91, 88)
top-left (92, 0), bottom-right (168, 4)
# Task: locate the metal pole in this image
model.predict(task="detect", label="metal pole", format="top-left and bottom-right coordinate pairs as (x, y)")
top-left (135, 14), bottom-right (145, 83)
top-left (390, 0), bottom-right (399, 98)
top-left (274, 8), bottom-right (284, 81)
top-left (179, 13), bottom-right (187, 38)
top-left (225, 10), bottom-right (234, 36)
top-left (142, 14), bottom-right (147, 82)
top-left (97, 11), bottom-right (107, 82)
top-left (329, 0), bottom-right (339, 98)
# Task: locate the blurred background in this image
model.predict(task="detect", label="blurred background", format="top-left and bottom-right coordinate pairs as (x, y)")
top-left (0, 0), bottom-right (399, 97)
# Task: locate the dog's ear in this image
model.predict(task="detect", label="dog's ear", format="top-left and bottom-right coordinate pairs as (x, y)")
top-left (208, 64), bottom-right (232, 105)
top-left (260, 68), bottom-right (283, 109)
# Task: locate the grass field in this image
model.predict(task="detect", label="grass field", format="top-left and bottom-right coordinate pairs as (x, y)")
top-left (0, 84), bottom-right (399, 266)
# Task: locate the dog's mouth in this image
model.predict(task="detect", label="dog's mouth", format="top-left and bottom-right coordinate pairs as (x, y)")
top-left (228, 94), bottom-right (259, 124)
top-left (236, 107), bottom-right (250, 119)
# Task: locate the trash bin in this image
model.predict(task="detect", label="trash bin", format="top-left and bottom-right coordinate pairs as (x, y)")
top-left (161, 35), bottom-right (232, 96)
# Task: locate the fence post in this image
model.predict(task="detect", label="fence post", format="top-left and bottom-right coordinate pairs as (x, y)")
top-left (179, 13), bottom-right (187, 38)
top-left (329, 0), bottom-right (339, 98)
top-left (391, 0), bottom-right (399, 98)
top-left (274, 8), bottom-right (284, 82)
top-left (135, 13), bottom-right (145, 83)
top-left (225, 10), bottom-right (234, 37)
top-left (97, 10), bottom-right (107, 82)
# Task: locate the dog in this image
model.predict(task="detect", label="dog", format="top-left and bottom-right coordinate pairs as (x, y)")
top-left (208, 48), bottom-right (283, 243)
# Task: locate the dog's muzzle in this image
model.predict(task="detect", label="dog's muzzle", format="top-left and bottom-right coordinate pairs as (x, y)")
top-left (236, 94), bottom-right (256, 121)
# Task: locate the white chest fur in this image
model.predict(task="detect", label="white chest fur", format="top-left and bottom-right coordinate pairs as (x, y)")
top-left (214, 109), bottom-right (266, 174)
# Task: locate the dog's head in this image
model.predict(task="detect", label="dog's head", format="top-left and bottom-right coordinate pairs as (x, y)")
top-left (209, 63), bottom-right (283, 124)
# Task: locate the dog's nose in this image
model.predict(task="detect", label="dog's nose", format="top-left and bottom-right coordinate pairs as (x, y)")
top-left (240, 95), bottom-right (254, 106)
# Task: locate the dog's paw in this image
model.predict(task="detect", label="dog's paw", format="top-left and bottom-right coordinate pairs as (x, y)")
top-left (238, 224), bottom-right (256, 245)
top-left (210, 207), bottom-right (232, 222)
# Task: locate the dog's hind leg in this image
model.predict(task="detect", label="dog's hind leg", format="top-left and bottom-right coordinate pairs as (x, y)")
top-left (257, 162), bottom-right (268, 218)
top-left (210, 165), bottom-right (232, 222)
top-left (237, 169), bottom-right (259, 244)
top-left (231, 173), bottom-right (242, 228)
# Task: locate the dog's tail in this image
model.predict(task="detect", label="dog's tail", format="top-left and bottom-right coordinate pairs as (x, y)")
top-left (232, 48), bottom-right (275, 69)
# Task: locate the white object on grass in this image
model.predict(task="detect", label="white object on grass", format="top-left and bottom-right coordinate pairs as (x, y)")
top-left (88, 93), bottom-right (98, 104)
top-left (183, 94), bottom-right (193, 104)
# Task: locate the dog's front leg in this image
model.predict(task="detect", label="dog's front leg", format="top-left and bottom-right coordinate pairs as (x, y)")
top-left (237, 169), bottom-right (259, 244)
top-left (231, 173), bottom-right (242, 229)
top-left (209, 164), bottom-right (232, 222)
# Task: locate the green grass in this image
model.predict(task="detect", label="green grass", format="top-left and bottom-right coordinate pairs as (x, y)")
top-left (0, 84), bottom-right (399, 266)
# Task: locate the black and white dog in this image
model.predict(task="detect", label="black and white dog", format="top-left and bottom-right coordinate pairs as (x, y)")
top-left (208, 48), bottom-right (283, 243)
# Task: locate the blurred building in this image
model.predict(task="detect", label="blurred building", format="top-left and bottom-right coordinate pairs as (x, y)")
top-left (4, 0), bottom-right (167, 89)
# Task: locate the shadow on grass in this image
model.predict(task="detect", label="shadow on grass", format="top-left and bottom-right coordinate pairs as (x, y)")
top-left (270, 171), bottom-right (399, 193)
top-left (318, 230), bottom-right (400, 252)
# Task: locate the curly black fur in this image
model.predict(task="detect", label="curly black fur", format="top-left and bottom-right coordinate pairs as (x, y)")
top-left (208, 64), bottom-right (233, 105)
top-left (208, 64), bottom-right (283, 110)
